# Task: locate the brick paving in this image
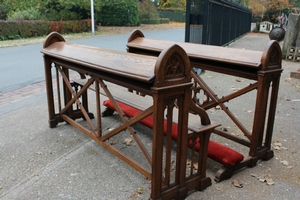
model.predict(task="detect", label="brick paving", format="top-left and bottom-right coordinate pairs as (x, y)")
top-left (0, 73), bottom-right (80, 115)
top-left (0, 81), bottom-right (47, 107)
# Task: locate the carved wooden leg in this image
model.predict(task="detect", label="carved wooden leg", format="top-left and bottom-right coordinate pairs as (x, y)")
top-left (43, 56), bottom-right (58, 128)
top-left (214, 167), bottom-right (233, 182)
top-left (102, 107), bottom-right (115, 117)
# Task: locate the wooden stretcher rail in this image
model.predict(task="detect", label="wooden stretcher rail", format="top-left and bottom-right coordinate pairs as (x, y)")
top-left (126, 29), bottom-right (283, 182)
top-left (41, 32), bottom-right (219, 200)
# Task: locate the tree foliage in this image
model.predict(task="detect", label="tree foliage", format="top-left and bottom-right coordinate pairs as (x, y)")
top-left (139, 0), bottom-right (160, 20)
top-left (0, 3), bottom-right (9, 19)
top-left (1, 0), bottom-right (102, 20)
top-left (157, 0), bottom-right (186, 8)
top-left (262, 0), bottom-right (292, 23)
top-left (249, 0), bottom-right (299, 22)
top-left (231, 0), bottom-right (250, 7)
top-left (101, 0), bottom-right (139, 26)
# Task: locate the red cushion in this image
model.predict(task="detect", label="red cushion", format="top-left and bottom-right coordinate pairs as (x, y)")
top-left (103, 100), bottom-right (244, 167)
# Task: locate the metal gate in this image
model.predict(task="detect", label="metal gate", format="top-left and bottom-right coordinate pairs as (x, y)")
top-left (185, 0), bottom-right (252, 46)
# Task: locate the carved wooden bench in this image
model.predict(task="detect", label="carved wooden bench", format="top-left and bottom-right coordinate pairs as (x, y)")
top-left (41, 32), bottom-right (220, 199)
top-left (123, 29), bottom-right (283, 182)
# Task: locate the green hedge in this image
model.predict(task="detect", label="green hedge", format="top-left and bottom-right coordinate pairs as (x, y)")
top-left (157, 9), bottom-right (185, 22)
top-left (140, 18), bottom-right (170, 24)
top-left (100, 0), bottom-right (139, 26)
top-left (49, 19), bottom-right (90, 34)
top-left (0, 19), bottom-right (91, 41)
top-left (160, 18), bottom-right (170, 24)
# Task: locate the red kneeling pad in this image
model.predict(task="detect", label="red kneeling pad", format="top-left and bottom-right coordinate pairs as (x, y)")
top-left (103, 100), bottom-right (244, 167)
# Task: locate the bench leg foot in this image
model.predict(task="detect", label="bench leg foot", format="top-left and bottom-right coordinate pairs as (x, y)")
top-left (263, 150), bottom-right (274, 161)
top-left (102, 107), bottom-right (115, 117)
top-left (198, 177), bottom-right (212, 191)
top-left (48, 119), bottom-right (58, 128)
top-left (214, 167), bottom-right (233, 182)
top-left (248, 156), bottom-right (259, 168)
top-left (82, 112), bottom-right (95, 120)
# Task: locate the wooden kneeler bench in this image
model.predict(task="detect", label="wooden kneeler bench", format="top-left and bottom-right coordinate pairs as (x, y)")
top-left (102, 100), bottom-right (243, 170)
top-left (125, 29), bottom-right (283, 182)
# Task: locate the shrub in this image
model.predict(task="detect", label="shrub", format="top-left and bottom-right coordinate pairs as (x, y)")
top-left (0, 4), bottom-right (9, 20)
top-left (138, 0), bottom-right (160, 20)
top-left (63, 20), bottom-right (90, 33)
top-left (49, 20), bottom-right (90, 34)
top-left (8, 7), bottom-right (42, 20)
top-left (0, 20), bottom-right (20, 40)
top-left (50, 21), bottom-right (64, 33)
top-left (0, 19), bottom-right (90, 41)
top-left (43, 9), bottom-right (61, 21)
top-left (139, 19), bottom-right (160, 24)
top-left (100, 0), bottom-right (139, 26)
top-left (160, 18), bottom-right (170, 24)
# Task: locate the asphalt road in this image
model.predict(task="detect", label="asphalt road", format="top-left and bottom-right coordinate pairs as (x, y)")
top-left (0, 28), bottom-right (185, 93)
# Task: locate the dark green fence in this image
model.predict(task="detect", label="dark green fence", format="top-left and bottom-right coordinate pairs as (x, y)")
top-left (186, 0), bottom-right (252, 46)
top-left (157, 9), bottom-right (186, 22)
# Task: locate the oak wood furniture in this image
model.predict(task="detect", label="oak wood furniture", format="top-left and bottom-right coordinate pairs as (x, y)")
top-left (41, 32), bottom-right (219, 200)
top-left (125, 29), bottom-right (283, 182)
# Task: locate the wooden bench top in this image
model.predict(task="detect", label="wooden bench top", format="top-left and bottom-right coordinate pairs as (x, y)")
top-left (127, 30), bottom-right (282, 80)
top-left (127, 37), bottom-right (262, 69)
top-left (41, 42), bottom-right (157, 83)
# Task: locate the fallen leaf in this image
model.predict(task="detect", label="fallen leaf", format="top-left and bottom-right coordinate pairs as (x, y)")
top-left (221, 127), bottom-right (228, 132)
top-left (266, 178), bottom-right (274, 185)
top-left (123, 138), bottom-right (133, 146)
top-left (258, 178), bottom-right (266, 183)
top-left (232, 179), bottom-right (243, 188)
top-left (130, 193), bottom-right (138, 199)
top-left (231, 87), bottom-right (240, 92)
top-left (109, 141), bottom-right (116, 145)
top-left (216, 187), bottom-right (223, 191)
top-left (137, 187), bottom-right (144, 194)
top-left (193, 163), bottom-right (199, 170)
top-left (186, 160), bottom-right (192, 165)
top-left (274, 142), bottom-right (282, 146)
top-left (34, 174), bottom-right (39, 176)
top-left (236, 78), bottom-right (241, 82)
top-left (280, 160), bottom-right (289, 166)
top-left (274, 146), bottom-right (281, 150)
top-left (36, 152), bottom-right (43, 155)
